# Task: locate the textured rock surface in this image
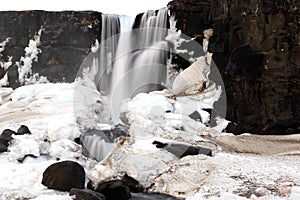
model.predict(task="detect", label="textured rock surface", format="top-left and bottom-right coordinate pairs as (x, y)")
top-left (42, 160), bottom-right (85, 192)
top-left (0, 11), bottom-right (101, 88)
top-left (169, 0), bottom-right (300, 134)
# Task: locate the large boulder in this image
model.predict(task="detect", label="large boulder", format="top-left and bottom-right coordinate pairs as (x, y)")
top-left (42, 161), bottom-right (85, 192)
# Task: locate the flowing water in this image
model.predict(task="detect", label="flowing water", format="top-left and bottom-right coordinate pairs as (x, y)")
top-left (96, 8), bottom-right (169, 123)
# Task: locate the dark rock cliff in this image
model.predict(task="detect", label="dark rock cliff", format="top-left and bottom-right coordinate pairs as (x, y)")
top-left (0, 11), bottom-right (101, 88)
top-left (169, 0), bottom-right (300, 134)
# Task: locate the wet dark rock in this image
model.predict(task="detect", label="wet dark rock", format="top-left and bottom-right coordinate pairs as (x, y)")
top-left (188, 111), bottom-right (202, 122)
top-left (130, 192), bottom-right (182, 200)
top-left (69, 188), bottom-right (106, 200)
top-left (264, 120), bottom-right (300, 135)
top-left (16, 125), bottom-right (31, 135)
top-left (0, 67), bottom-right (5, 79)
top-left (169, 0), bottom-right (300, 134)
top-left (121, 174), bottom-right (144, 193)
top-left (0, 137), bottom-right (11, 147)
top-left (153, 140), bottom-right (212, 158)
top-left (0, 129), bottom-right (15, 148)
top-left (95, 180), bottom-right (131, 200)
top-left (0, 143), bottom-right (8, 153)
top-left (1, 129), bottom-right (15, 140)
top-left (0, 11), bottom-right (101, 88)
top-left (42, 161), bottom-right (85, 192)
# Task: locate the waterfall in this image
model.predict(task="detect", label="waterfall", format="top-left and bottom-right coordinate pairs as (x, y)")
top-left (95, 14), bottom-right (120, 94)
top-left (109, 8), bottom-right (169, 123)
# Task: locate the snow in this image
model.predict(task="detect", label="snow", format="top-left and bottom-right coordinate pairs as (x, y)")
top-left (17, 28), bottom-right (43, 85)
top-left (0, 82), bottom-right (300, 199)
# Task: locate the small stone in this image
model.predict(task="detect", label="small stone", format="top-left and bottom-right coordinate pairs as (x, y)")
top-left (16, 125), bottom-right (31, 135)
top-left (278, 185), bottom-right (291, 196)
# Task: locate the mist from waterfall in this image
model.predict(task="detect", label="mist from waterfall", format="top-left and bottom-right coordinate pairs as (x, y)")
top-left (93, 8), bottom-right (169, 124)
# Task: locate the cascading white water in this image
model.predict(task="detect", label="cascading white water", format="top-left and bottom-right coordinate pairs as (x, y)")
top-left (109, 8), bottom-right (169, 123)
top-left (96, 14), bottom-right (120, 94)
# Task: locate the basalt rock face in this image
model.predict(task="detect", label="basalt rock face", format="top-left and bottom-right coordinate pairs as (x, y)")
top-left (0, 11), bottom-right (101, 88)
top-left (169, 0), bottom-right (300, 134)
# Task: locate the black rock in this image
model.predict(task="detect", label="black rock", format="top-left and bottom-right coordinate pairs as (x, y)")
top-left (153, 141), bottom-right (212, 158)
top-left (42, 161), bottom-right (85, 192)
top-left (0, 143), bottom-right (8, 153)
top-left (0, 136), bottom-right (12, 147)
top-left (95, 180), bottom-right (131, 200)
top-left (131, 192), bottom-right (182, 200)
top-left (16, 125), bottom-right (31, 135)
top-left (0, 67), bottom-right (5, 79)
top-left (69, 188), bottom-right (106, 200)
top-left (17, 154), bottom-right (38, 163)
top-left (188, 111), bottom-right (202, 122)
top-left (121, 174), bottom-right (144, 193)
top-left (1, 129), bottom-right (16, 140)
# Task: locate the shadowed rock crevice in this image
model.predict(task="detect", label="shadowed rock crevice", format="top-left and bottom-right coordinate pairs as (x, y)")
top-left (169, 0), bottom-right (300, 134)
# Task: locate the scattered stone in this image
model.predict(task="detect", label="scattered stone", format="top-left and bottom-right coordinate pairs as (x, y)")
top-left (16, 125), bottom-right (31, 135)
top-left (153, 141), bottom-right (212, 158)
top-left (278, 185), bottom-right (291, 196)
top-left (95, 180), bottom-right (131, 200)
top-left (69, 188), bottom-right (105, 200)
top-left (42, 161), bottom-right (85, 192)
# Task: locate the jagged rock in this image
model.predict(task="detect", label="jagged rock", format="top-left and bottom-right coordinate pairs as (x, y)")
top-left (171, 56), bottom-right (210, 95)
top-left (95, 180), bottom-right (131, 200)
top-left (69, 188), bottom-right (106, 200)
top-left (153, 141), bottom-right (212, 158)
top-left (42, 161), bottom-right (85, 192)
top-left (16, 125), bottom-right (31, 135)
top-left (169, 0), bottom-right (300, 134)
top-left (0, 11), bottom-right (101, 88)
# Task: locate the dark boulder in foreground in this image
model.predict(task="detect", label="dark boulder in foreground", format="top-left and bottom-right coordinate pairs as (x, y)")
top-left (69, 188), bottom-right (106, 200)
top-left (153, 141), bottom-right (212, 158)
top-left (16, 125), bottom-right (31, 135)
top-left (42, 161), bottom-right (85, 192)
top-left (95, 180), bottom-right (131, 200)
top-left (131, 192), bottom-right (183, 200)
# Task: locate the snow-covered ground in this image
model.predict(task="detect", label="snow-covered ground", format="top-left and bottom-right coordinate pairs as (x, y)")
top-left (0, 82), bottom-right (300, 200)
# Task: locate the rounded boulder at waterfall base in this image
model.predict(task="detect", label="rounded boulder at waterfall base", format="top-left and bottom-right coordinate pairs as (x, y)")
top-left (42, 161), bottom-right (85, 192)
